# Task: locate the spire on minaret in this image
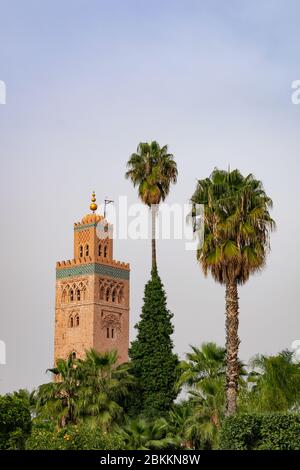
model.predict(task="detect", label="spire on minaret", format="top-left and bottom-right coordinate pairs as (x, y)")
top-left (90, 191), bottom-right (98, 213)
top-left (54, 190), bottom-right (130, 367)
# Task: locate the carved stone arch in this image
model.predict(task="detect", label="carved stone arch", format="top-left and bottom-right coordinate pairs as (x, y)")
top-left (71, 350), bottom-right (78, 361)
top-left (103, 281), bottom-right (109, 292)
top-left (99, 284), bottom-right (105, 300)
top-left (62, 289), bottom-right (67, 303)
top-left (69, 308), bottom-right (79, 327)
top-left (105, 287), bottom-right (111, 302)
top-left (82, 286), bottom-right (87, 300)
top-left (103, 242), bottom-right (108, 258)
top-left (69, 289), bottom-right (74, 302)
top-left (118, 286), bottom-right (124, 304)
top-left (76, 288), bottom-right (81, 301)
top-left (111, 287), bottom-right (117, 303)
top-left (101, 312), bottom-right (121, 333)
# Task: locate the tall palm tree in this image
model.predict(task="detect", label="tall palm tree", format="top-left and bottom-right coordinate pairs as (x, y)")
top-left (191, 169), bottom-right (275, 415)
top-left (126, 141), bottom-right (178, 270)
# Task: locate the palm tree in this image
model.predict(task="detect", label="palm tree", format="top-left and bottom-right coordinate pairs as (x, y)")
top-left (125, 141), bottom-right (177, 270)
top-left (10, 389), bottom-right (37, 415)
top-left (36, 349), bottom-right (133, 429)
top-left (177, 342), bottom-right (226, 390)
top-left (185, 380), bottom-right (225, 449)
top-left (118, 417), bottom-right (179, 450)
top-left (191, 169), bottom-right (275, 415)
top-left (177, 343), bottom-right (227, 448)
top-left (177, 343), bottom-right (247, 447)
top-left (36, 353), bottom-right (79, 427)
top-left (167, 402), bottom-right (194, 449)
top-left (243, 351), bottom-right (300, 412)
top-left (77, 349), bottom-right (133, 430)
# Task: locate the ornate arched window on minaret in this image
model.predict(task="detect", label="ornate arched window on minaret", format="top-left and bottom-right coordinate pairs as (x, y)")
top-left (105, 287), bottom-right (111, 302)
top-left (54, 191), bottom-right (130, 366)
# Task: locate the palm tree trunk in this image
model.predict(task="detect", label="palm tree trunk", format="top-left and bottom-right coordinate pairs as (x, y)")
top-left (225, 280), bottom-right (240, 416)
top-left (151, 204), bottom-right (157, 270)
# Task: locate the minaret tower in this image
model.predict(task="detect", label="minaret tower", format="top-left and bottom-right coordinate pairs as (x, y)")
top-left (54, 192), bottom-right (130, 364)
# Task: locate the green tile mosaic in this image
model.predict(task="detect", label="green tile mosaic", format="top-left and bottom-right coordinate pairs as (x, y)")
top-left (74, 223), bottom-right (98, 231)
top-left (56, 263), bottom-right (129, 280)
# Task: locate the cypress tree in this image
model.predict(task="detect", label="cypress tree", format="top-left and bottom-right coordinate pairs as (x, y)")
top-left (129, 268), bottom-right (178, 418)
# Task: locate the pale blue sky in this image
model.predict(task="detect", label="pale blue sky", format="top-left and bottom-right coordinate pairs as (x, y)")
top-left (0, 0), bottom-right (300, 392)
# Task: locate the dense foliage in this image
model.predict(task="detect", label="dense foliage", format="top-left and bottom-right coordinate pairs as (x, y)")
top-left (239, 351), bottom-right (300, 413)
top-left (26, 422), bottom-right (124, 450)
top-left (36, 349), bottom-right (133, 429)
top-left (117, 417), bottom-right (180, 450)
top-left (129, 269), bottom-right (179, 418)
top-left (2, 344), bottom-right (300, 450)
top-left (219, 413), bottom-right (300, 450)
top-left (0, 395), bottom-right (32, 449)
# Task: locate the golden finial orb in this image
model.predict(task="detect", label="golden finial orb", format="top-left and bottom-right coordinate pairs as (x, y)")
top-left (90, 191), bottom-right (98, 213)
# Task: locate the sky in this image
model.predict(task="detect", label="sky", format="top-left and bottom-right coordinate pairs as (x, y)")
top-left (0, 0), bottom-right (299, 393)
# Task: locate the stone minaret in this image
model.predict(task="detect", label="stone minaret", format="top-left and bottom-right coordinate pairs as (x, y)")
top-left (54, 192), bottom-right (130, 364)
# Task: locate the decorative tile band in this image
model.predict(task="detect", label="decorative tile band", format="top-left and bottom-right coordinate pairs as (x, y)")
top-left (56, 263), bottom-right (129, 280)
top-left (74, 223), bottom-right (98, 231)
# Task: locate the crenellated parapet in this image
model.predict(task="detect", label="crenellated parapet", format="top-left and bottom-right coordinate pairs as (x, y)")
top-left (56, 257), bottom-right (92, 268)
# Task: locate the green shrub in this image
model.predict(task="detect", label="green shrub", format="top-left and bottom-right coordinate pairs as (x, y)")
top-left (25, 423), bottom-right (63, 450)
top-left (26, 423), bottom-right (124, 450)
top-left (258, 414), bottom-right (300, 450)
top-left (0, 395), bottom-right (32, 449)
top-left (219, 413), bottom-right (300, 450)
